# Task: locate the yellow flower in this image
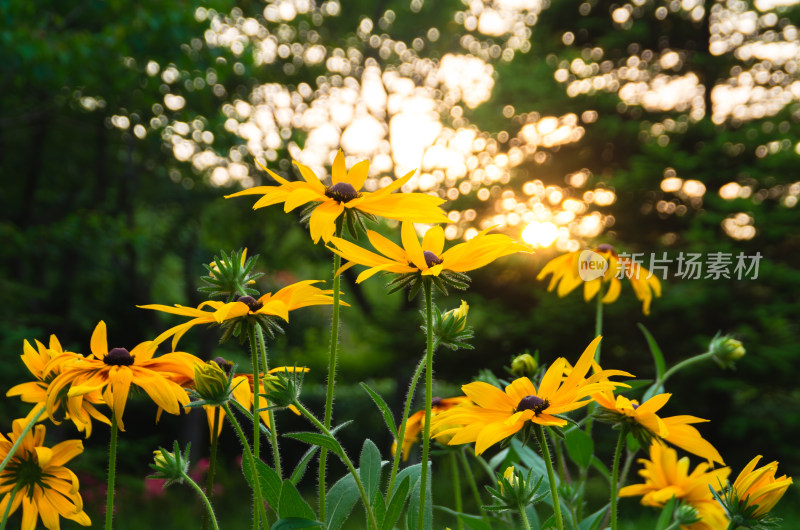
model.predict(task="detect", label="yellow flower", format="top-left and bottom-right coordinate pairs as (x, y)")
top-left (443, 300), bottom-right (469, 331)
top-left (728, 455), bottom-right (792, 519)
top-left (226, 151), bottom-right (450, 242)
top-left (6, 336), bottom-right (110, 437)
top-left (203, 366), bottom-right (308, 438)
top-left (537, 245), bottom-right (662, 315)
top-left (620, 442), bottom-right (730, 530)
top-left (329, 221), bottom-right (531, 284)
top-left (140, 280), bottom-right (343, 350)
top-left (45, 321), bottom-right (200, 431)
top-left (391, 396), bottom-right (470, 462)
top-left (431, 337), bottom-right (631, 455)
top-left (593, 388), bottom-right (724, 465)
top-left (0, 419), bottom-right (91, 530)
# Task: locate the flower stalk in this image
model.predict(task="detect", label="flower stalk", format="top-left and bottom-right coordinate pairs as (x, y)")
top-left (319, 220), bottom-right (344, 520)
top-left (105, 417), bottom-right (119, 530)
top-left (0, 484), bottom-right (19, 530)
top-left (387, 352), bottom-right (426, 493)
top-left (255, 326), bottom-right (282, 478)
top-left (534, 424), bottom-right (564, 530)
top-left (223, 403), bottom-right (267, 530)
top-left (202, 407), bottom-right (221, 530)
top-left (417, 278), bottom-right (434, 530)
top-left (610, 427), bottom-right (628, 530)
top-left (0, 404), bottom-right (45, 475)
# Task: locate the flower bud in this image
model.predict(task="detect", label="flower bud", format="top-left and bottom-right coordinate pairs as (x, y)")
top-left (194, 361), bottom-right (230, 403)
top-left (149, 441), bottom-right (191, 487)
top-left (511, 353), bottom-right (538, 378)
top-left (443, 300), bottom-right (469, 332)
top-left (500, 466), bottom-right (518, 495)
top-left (709, 333), bottom-right (745, 369)
top-left (675, 503), bottom-right (701, 526)
top-left (260, 370), bottom-right (303, 409)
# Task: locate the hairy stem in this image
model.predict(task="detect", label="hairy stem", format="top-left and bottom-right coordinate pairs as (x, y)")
top-left (256, 327), bottom-right (281, 478)
top-left (0, 405), bottom-right (45, 475)
top-left (223, 403), bottom-right (267, 530)
top-left (387, 353), bottom-right (426, 494)
top-left (105, 417), bottom-right (119, 530)
top-left (534, 424), bottom-right (563, 530)
top-left (186, 474), bottom-right (220, 530)
top-left (610, 428), bottom-right (627, 530)
top-left (417, 280), bottom-right (434, 530)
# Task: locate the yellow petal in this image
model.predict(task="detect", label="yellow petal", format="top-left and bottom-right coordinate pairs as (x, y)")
top-left (292, 160), bottom-right (326, 193)
top-left (402, 221), bottom-right (427, 271)
top-left (331, 150), bottom-right (347, 184)
top-left (345, 159), bottom-right (369, 190)
top-left (422, 225), bottom-right (445, 255)
top-left (309, 201), bottom-right (345, 243)
top-left (90, 321), bottom-right (108, 359)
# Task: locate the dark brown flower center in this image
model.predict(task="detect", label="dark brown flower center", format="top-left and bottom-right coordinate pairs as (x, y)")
top-left (423, 250), bottom-right (443, 268)
top-left (237, 295), bottom-right (263, 312)
top-left (516, 395), bottom-right (550, 415)
top-left (595, 244), bottom-right (617, 256)
top-left (631, 403), bottom-right (639, 410)
top-left (105, 347), bottom-right (134, 366)
top-left (214, 356), bottom-right (233, 374)
top-left (325, 182), bottom-right (359, 203)
top-left (431, 397), bottom-right (443, 407)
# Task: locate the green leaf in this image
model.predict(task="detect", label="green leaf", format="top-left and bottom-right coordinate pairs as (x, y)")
top-left (564, 427), bottom-right (594, 469)
top-left (284, 431), bottom-right (343, 458)
top-left (290, 445), bottom-right (320, 485)
top-left (241, 458), bottom-right (283, 510)
top-left (391, 463), bottom-right (421, 496)
top-left (487, 447), bottom-right (509, 471)
top-left (360, 382), bottom-right (398, 438)
top-left (590, 456), bottom-right (611, 483)
top-left (381, 476), bottom-right (410, 530)
top-left (655, 496), bottom-right (678, 530)
top-left (434, 506), bottom-right (492, 530)
top-left (578, 503), bottom-right (608, 530)
top-left (325, 474), bottom-right (360, 530)
top-left (406, 462), bottom-right (432, 530)
top-left (270, 518), bottom-right (323, 530)
top-left (510, 438), bottom-right (550, 481)
top-left (278, 479), bottom-right (316, 521)
top-left (639, 323), bottom-right (666, 381)
top-left (359, 439), bottom-right (382, 505)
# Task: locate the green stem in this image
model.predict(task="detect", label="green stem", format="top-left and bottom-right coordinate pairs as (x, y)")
top-left (246, 327), bottom-right (262, 530)
top-left (595, 286), bottom-right (604, 362)
top-left (610, 428), bottom-right (627, 530)
top-left (202, 407), bottom-right (221, 530)
top-left (534, 424), bottom-right (563, 530)
top-left (417, 280), bottom-right (434, 530)
top-left (223, 403), bottom-right (267, 530)
top-left (619, 448), bottom-right (637, 493)
top-left (553, 437), bottom-right (569, 484)
top-left (459, 448), bottom-right (491, 526)
top-left (660, 351), bottom-right (714, 386)
top-left (294, 401), bottom-right (379, 530)
top-left (186, 474), bottom-right (221, 530)
top-left (450, 452), bottom-right (464, 530)
top-left (105, 417), bottom-right (119, 530)
top-left (0, 405), bottom-right (45, 475)
top-left (0, 484), bottom-right (19, 530)
top-left (518, 502), bottom-right (532, 530)
top-left (256, 327), bottom-right (282, 478)
top-left (387, 353), bottom-right (426, 494)
top-left (319, 223), bottom-right (344, 521)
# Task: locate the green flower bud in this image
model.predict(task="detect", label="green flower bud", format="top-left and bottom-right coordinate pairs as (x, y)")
top-left (194, 361), bottom-right (230, 403)
top-left (500, 466), bottom-right (518, 495)
top-left (442, 300), bottom-right (469, 332)
top-left (511, 353), bottom-right (538, 378)
top-left (149, 441), bottom-right (191, 487)
top-left (260, 370), bottom-right (303, 409)
top-left (675, 502), bottom-right (701, 526)
top-left (709, 332), bottom-right (745, 369)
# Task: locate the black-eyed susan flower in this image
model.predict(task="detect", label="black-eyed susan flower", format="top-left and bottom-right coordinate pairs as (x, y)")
top-left (391, 396), bottom-right (470, 461)
top-left (45, 321), bottom-right (199, 431)
top-left (226, 151), bottom-right (450, 242)
top-left (7, 336), bottom-right (110, 437)
top-left (431, 337), bottom-right (631, 455)
top-left (328, 221), bottom-right (531, 296)
top-left (714, 455), bottom-right (792, 527)
top-left (537, 245), bottom-right (661, 315)
top-left (620, 442), bottom-right (730, 530)
top-left (141, 280), bottom-right (342, 349)
top-left (0, 419), bottom-right (91, 530)
top-left (593, 388), bottom-right (724, 465)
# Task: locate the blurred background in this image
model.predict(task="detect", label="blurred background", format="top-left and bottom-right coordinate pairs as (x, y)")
top-left (2, 0), bottom-right (799, 526)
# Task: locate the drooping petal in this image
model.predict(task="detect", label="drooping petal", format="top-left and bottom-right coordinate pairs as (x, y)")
top-left (89, 321), bottom-right (107, 359)
top-left (309, 200), bottom-right (345, 243)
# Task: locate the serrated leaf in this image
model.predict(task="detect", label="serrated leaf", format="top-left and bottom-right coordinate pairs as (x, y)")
top-left (325, 474), bottom-right (360, 530)
top-left (359, 439), bottom-right (382, 505)
top-left (564, 427), bottom-right (594, 469)
top-left (242, 458), bottom-right (283, 510)
top-left (270, 518), bottom-right (323, 530)
top-left (278, 479), bottom-right (316, 521)
top-left (284, 431), bottom-right (343, 458)
top-left (360, 382), bottom-right (398, 438)
top-left (381, 476), bottom-right (410, 530)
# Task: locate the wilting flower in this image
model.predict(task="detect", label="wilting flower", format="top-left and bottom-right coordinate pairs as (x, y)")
top-left (7, 336), bottom-right (109, 437)
top-left (593, 389), bottom-right (724, 465)
top-left (203, 365), bottom-right (308, 438)
top-left (620, 442), bottom-right (730, 530)
top-left (45, 321), bottom-right (199, 431)
top-left (391, 396), bottom-right (470, 461)
top-left (537, 245), bottom-right (662, 315)
top-left (0, 419), bottom-right (91, 530)
top-left (715, 455), bottom-right (792, 526)
top-left (431, 337), bottom-right (631, 455)
top-left (141, 280), bottom-right (342, 349)
top-left (226, 151), bottom-right (449, 242)
top-left (329, 221), bottom-right (530, 295)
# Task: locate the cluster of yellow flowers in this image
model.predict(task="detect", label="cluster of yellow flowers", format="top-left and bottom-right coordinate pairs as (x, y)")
top-left (2, 150), bottom-right (791, 530)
